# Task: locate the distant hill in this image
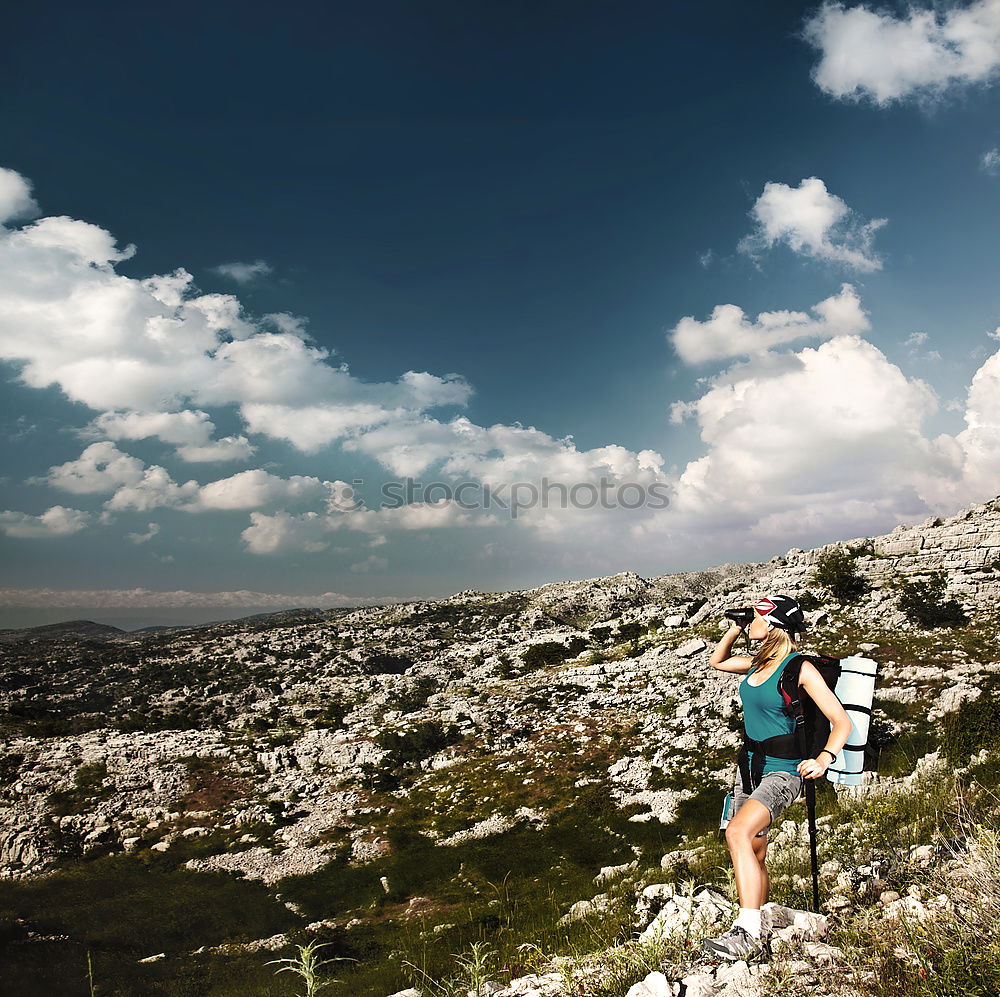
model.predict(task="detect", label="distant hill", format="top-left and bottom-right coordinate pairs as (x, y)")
top-left (0, 619), bottom-right (127, 645)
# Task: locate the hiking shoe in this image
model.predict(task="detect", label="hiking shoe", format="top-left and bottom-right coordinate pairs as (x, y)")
top-left (699, 925), bottom-right (763, 961)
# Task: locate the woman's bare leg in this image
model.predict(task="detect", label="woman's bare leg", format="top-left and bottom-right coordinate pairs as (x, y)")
top-left (752, 832), bottom-right (768, 904)
top-left (724, 799), bottom-right (772, 909)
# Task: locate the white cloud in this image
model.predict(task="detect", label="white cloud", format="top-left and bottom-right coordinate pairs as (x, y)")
top-left (263, 312), bottom-right (309, 337)
top-left (104, 465), bottom-right (201, 513)
top-left (982, 147), bottom-right (1000, 173)
top-left (0, 505), bottom-right (90, 538)
top-left (738, 177), bottom-right (886, 271)
top-left (39, 441), bottom-right (146, 494)
top-left (40, 442), bottom-right (362, 520)
top-left (194, 469), bottom-right (330, 511)
top-left (175, 437), bottom-right (256, 462)
top-left (212, 260), bottom-right (273, 283)
top-left (923, 339), bottom-right (1000, 506)
top-left (127, 523), bottom-right (160, 544)
top-left (8, 165), bottom-right (1000, 571)
top-left (1, 167), bottom-right (675, 563)
top-left (804, 0), bottom-right (1000, 105)
top-left (240, 497), bottom-right (480, 554)
top-left (0, 167), bottom-right (40, 224)
top-left (86, 410), bottom-right (255, 463)
top-left (341, 414), bottom-right (665, 487)
top-left (652, 287), bottom-right (1000, 557)
top-left (670, 283), bottom-right (869, 365)
top-left (635, 333), bottom-right (962, 556)
top-left (240, 511), bottom-right (333, 554)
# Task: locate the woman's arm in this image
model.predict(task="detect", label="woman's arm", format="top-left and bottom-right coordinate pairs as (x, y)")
top-left (709, 622), bottom-right (754, 674)
top-left (796, 660), bottom-right (854, 780)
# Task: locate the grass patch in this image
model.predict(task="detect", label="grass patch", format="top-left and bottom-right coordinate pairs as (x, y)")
top-left (0, 853), bottom-right (298, 996)
top-left (174, 756), bottom-right (248, 813)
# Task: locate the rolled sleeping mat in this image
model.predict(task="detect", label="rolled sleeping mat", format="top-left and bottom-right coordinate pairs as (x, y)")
top-left (826, 655), bottom-right (878, 787)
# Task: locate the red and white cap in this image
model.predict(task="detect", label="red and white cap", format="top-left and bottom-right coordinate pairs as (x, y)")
top-left (754, 594), bottom-right (806, 636)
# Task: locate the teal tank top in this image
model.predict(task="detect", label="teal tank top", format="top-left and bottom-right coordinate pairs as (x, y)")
top-left (739, 651), bottom-right (803, 776)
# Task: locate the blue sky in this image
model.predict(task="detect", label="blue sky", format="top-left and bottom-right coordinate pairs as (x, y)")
top-left (3, 0), bottom-right (1000, 622)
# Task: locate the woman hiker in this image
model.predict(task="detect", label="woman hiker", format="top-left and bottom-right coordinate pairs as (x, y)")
top-left (699, 594), bottom-right (853, 961)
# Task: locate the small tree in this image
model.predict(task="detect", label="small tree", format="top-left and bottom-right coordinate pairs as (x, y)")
top-left (811, 546), bottom-right (870, 601)
top-left (896, 572), bottom-right (968, 629)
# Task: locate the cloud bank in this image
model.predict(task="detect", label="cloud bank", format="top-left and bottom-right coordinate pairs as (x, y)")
top-left (0, 586), bottom-right (406, 608)
top-left (3, 165), bottom-right (1000, 580)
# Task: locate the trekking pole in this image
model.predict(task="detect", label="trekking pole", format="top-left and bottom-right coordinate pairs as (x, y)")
top-left (805, 778), bottom-right (820, 913)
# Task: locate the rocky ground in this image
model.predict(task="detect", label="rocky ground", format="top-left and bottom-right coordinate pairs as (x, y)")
top-left (2, 496), bottom-right (1000, 994)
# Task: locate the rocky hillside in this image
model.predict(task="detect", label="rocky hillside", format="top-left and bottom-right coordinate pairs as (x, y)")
top-left (2, 495), bottom-right (999, 995)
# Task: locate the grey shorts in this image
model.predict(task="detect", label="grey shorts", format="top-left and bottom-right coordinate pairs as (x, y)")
top-left (732, 770), bottom-right (804, 837)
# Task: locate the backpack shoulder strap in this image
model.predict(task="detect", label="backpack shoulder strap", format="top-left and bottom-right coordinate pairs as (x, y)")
top-left (777, 652), bottom-right (809, 708)
top-left (778, 652), bottom-right (815, 757)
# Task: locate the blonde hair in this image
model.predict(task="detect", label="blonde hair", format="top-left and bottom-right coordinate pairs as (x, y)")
top-left (751, 626), bottom-right (795, 671)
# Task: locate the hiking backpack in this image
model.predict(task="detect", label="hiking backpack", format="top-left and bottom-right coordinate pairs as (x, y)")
top-left (774, 651), bottom-right (879, 911)
top-left (777, 652), bottom-right (879, 783)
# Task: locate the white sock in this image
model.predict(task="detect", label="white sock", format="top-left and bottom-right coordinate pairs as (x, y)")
top-left (733, 907), bottom-right (762, 939)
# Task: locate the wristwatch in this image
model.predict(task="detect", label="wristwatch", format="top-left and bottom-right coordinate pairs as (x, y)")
top-left (819, 749), bottom-right (837, 763)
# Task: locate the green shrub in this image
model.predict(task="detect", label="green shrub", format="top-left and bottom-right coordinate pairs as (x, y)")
top-left (896, 572), bottom-right (968, 629)
top-left (615, 622), bottom-right (646, 644)
top-left (361, 720), bottom-right (464, 790)
top-left (361, 652), bottom-right (413, 675)
top-left (308, 699), bottom-right (349, 728)
top-left (941, 691), bottom-right (1000, 764)
top-left (811, 546), bottom-right (870, 601)
top-left (797, 590), bottom-right (823, 612)
top-left (520, 642), bottom-right (573, 669)
top-left (495, 653), bottom-right (516, 678)
top-left (394, 676), bottom-right (439, 714)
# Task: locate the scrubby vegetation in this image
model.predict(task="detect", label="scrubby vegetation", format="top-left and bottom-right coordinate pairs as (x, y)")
top-left (895, 572), bottom-right (969, 630)
top-left (811, 546), bottom-right (871, 601)
top-left (521, 640), bottom-right (584, 670)
top-left (940, 688), bottom-right (1000, 765)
